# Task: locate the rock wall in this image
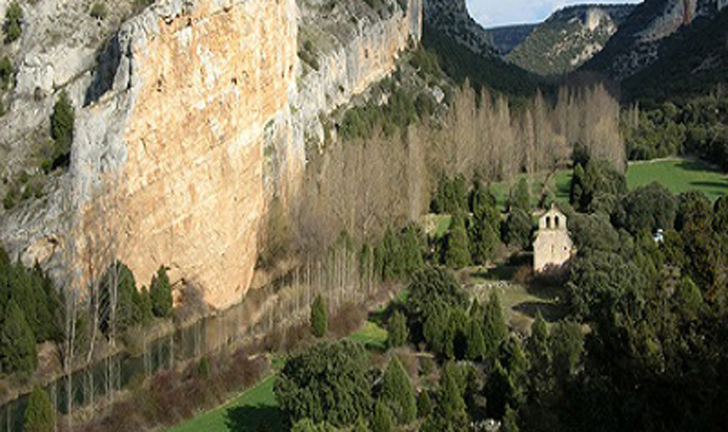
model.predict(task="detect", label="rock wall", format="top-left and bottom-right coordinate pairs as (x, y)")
top-left (1, 0), bottom-right (422, 310)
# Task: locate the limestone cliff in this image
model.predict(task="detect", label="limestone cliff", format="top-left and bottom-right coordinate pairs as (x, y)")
top-left (0, 0), bottom-right (422, 309)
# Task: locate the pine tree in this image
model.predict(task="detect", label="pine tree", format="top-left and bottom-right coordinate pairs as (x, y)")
top-left (486, 361), bottom-right (515, 419)
top-left (466, 319), bottom-right (485, 361)
top-left (381, 357), bottom-right (417, 424)
top-left (150, 266), bottom-right (173, 318)
top-left (311, 294), bottom-right (327, 338)
top-left (23, 385), bottom-right (54, 432)
top-left (510, 178), bottom-right (531, 212)
top-left (527, 311), bottom-right (549, 370)
top-left (469, 213), bottom-right (499, 265)
top-left (417, 391), bottom-right (432, 418)
top-left (50, 91), bottom-right (75, 165)
top-left (432, 362), bottom-right (468, 429)
top-left (501, 404), bottom-right (520, 432)
top-left (482, 293), bottom-right (508, 364)
top-left (387, 311), bottom-right (408, 349)
top-left (371, 400), bottom-right (393, 432)
top-left (4, 1), bottom-right (23, 44)
top-left (0, 300), bottom-right (37, 374)
top-left (445, 212), bottom-right (471, 269)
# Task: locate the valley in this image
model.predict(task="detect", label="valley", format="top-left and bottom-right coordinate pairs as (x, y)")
top-left (0, 0), bottom-right (726, 431)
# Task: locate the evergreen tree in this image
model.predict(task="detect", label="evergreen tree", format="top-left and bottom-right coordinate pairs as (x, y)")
top-left (0, 300), bottom-right (37, 374)
top-left (482, 293), bottom-right (508, 364)
top-left (501, 404), bottom-right (519, 432)
top-left (371, 401), bottom-right (393, 432)
top-left (352, 418), bottom-right (371, 432)
top-left (466, 318), bottom-right (485, 361)
top-left (510, 178), bottom-right (531, 212)
top-left (311, 294), bottom-right (328, 338)
top-left (381, 357), bottom-right (417, 424)
top-left (549, 321), bottom-right (584, 379)
top-left (23, 385), bottom-right (54, 432)
top-left (149, 266), bottom-right (173, 318)
top-left (50, 91), bottom-right (74, 168)
top-left (417, 391), bottom-right (432, 418)
top-left (4, 1), bottom-right (23, 44)
top-left (485, 360), bottom-right (515, 419)
top-left (469, 213), bottom-right (499, 265)
top-left (139, 286), bottom-right (154, 325)
top-left (445, 212), bottom-right (471, 269)
top-left (502, 209), bottom-right (532, 249)
top-left (526, 311), bottom-right (549, 371)
top-left (387, 311), bottom-right (408, 349)
top-left (424, 362), bottom-right (469, 431)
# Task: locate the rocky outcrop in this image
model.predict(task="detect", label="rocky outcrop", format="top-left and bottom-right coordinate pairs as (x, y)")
top-left (423, 0), bottom-right (493, 55)
top-left (506, 4), bottom-right (636, 76)
top-left (0, 0), bottom-right (422, 309)
top-left (583, 0), bottom-right (726, 80)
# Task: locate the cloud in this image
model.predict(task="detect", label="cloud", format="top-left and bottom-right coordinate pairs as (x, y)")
top-left (466, 0), bottom-right (641, 28)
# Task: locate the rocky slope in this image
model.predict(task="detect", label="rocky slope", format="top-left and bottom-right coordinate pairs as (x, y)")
top-left (422, 0), bottom-right (537, 95)
top-left (0, 0), bottom-right (422, 309)
top-left (583, 0), bottom-right (727, 80)
top-left (507, 4), bottom-right (635, 76)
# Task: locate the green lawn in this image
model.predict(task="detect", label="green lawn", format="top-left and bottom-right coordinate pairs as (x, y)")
top-left (626, 158), bottom-right (727, 202)
top-left (349, 321), bottom-right (389, 350)
top-left (488, 157), bottom-right (725, 210)
top-left (169, 375), bottom-right (282, 432)
top-left (435, 215), bottom-right (452, 238)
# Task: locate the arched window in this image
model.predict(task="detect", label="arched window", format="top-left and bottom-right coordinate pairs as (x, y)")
top-left (555, 216), bottom-right (560, 229)
top-left (546, 217), bottom-right (551, 229)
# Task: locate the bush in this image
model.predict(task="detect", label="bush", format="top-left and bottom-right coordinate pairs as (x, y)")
top-left (4, 1), bottom-right (22, 44)
top-left (371, 401), bottom-right (393, 432)
top-left (23, 386), bottom-right (54, 432)
top-left (311, 294), bottom-right (327, 338)
top-left (90, 2), bottom-right (108, 20)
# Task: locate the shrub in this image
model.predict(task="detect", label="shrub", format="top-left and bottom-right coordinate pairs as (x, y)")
top-left (23, 386), bottom-right (54, 432)
top-left (4, 1), bottom-right (22, 44)
top-left (444, 212), bottom-right (471, 269)
top-left (310, 294), bottom-right (327, 338)
top-left (90, 3), bottom-right (108, 20)
top-left (417, 391), bottom-right (432, 418)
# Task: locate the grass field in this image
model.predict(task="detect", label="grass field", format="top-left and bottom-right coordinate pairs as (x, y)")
top-left (348, 321), bottom-right (389, 350)
top-left (626, 158), bottom-right (727, 202)
top-left (169, 375), bottom-right (281, 432)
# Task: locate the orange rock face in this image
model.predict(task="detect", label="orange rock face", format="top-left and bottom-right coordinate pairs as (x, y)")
top-left (114, 0), bottom-right (296, 309)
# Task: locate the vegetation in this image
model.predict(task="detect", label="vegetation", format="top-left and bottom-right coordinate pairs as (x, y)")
top-left (275, 341), bottom-right (373, 427)
top-left (89, 2), bottom-right (108, 20)
top-left (23, 386), bottom-right (54, 432)
top-left (0, 55), bottom-right (12, 89)
top-left (386, 311), bottom-right (407, 349)
top-left (380, 357), bottom-right (416, 424)
top-left (149, 266), bottom-right (173, 319)
top-left (48, 91), bottom-right (75, 171)
top-left (310, 294), bottom-right (328, 338)
top-left (3, 1), bottom-right (22, 44)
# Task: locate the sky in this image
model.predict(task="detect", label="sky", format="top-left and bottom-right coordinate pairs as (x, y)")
top-left (467, 0), bottom-right (642, 28)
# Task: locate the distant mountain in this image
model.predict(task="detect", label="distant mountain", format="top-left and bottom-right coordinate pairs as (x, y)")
top-left (507, 4), bottom-right (636, 76)
top-left (623, 6), bottom-right (728, 100)
top-left (485, 24), bottom-right (538, 55)
top-left (423, 0), bottom-right (540, 95)
top-left (583, 0), bottom-right (727, 81)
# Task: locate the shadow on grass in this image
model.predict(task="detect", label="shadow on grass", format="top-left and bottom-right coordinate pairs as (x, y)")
top-left (513, 301), bottom-right (567, 322)
top-left (225, 405), bottom-right (285, 432)
top-left (690, 181), bottom-right (728, 190)
top-left (676, 159), bottom-right (720, 173)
